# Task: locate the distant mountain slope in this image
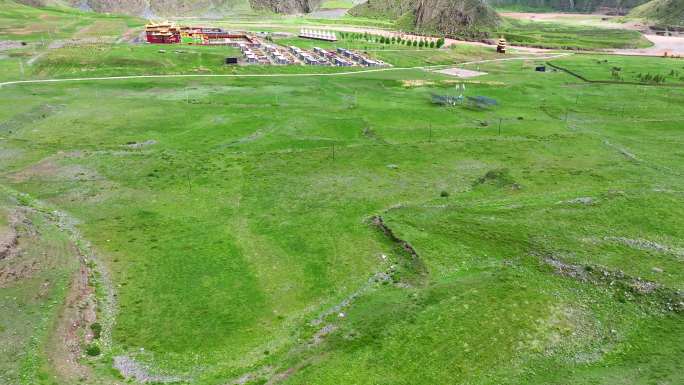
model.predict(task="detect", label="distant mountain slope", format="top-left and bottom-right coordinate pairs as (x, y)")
top-left (350, 0), bottom-right (500, 36)
top-left (348, 0), bottom-right (415, 19)
top-left (249, 0), bottom-right (322, 13)
top-left (14, 0), bottom-right (326, 16)
top-left (417, 0), bottom-right (500, 34)
top-left (485, 0), bottom-right (649, 14)
top-left (630, 0), bottom-right (684, 27)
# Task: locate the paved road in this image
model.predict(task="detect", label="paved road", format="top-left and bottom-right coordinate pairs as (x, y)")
top-left (0, 53), bottom-right (571, 89)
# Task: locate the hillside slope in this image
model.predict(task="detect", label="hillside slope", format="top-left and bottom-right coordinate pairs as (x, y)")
top-left (351, 0), bottom-right (500, 36)
top-left (249, 0), bottom-right (322, 13)
top-left (486, 0), bottom-right (649, 14)
top-left (14, 0), bottom-right (320, 16)
top-left (348, 0), bottom-right (415, 19)
top-left (630, 0), bottom-right (684, 27)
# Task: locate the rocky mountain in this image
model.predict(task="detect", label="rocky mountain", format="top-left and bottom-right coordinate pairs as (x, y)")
top-left (484, 0), bottom-right (650, 14)
top-left (351, 0), bottom-right (500, 36)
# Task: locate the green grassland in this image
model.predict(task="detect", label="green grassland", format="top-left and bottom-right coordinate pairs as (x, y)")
top-left (496, 18), bottom-right (653, 50)
top-left (1, 44), bottom-right (683, 384)
top-left (1, 1), bottom-right (684, 384)
top-left (552, 54), bottom-right (684, 83)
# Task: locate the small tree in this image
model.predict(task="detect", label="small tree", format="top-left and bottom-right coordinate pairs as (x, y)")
top-left (436, 37), bottom-right (445, 48)
top-left (85, 343), bottom-right (101, 357)
top-left (413, 40), bottom-right (418, 47)
top-left (429, 41), bottom-right (435, 48)
top-left (419, 40), bottom-right (425, 48)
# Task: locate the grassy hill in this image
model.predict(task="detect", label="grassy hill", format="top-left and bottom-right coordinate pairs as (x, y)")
top-left (629, 0), bottom-right (684, 28)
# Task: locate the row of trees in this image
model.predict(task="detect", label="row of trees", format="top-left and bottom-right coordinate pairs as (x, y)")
top-left (636, 72), bottom-right (667, 83)
top-left (339, 32), bottom-right (445, 48)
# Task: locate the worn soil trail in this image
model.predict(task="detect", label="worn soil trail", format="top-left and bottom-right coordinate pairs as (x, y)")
top-left (0, 53), bottom-right (571, 89)
top-left (0, 185), bottom-right (118, 384)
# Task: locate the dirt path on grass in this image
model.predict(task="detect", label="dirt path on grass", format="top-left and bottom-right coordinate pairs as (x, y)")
top-left (0, 187), bottom-right (118, 382)
top-left (0, 52), bottom-right (571, 89)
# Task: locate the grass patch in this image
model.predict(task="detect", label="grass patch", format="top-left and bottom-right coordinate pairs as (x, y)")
top-left (0, 9), bottom-right (682, 385)
top-left (495, 18), bottom-right (653, 50)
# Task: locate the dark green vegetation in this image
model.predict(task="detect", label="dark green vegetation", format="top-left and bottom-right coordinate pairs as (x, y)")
top-left (2, 1), bottom-right (684, 385)
top-left (630, 0), bottom-right (684, 28)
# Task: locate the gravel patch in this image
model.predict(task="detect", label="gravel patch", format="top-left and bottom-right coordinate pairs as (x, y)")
top-left (0, 40), bottom-right (25, 51)
top-left (558, 197), bottom-right (596, 205)
top-left (125, 140), bottom-right (157, 149)
top-left (603, 140), bottom-right (639, 162)
top-left (602, 236), bottom-right (684, 259)
top-left (436, 68), bottom-right (488, 78)
top-left (113, 356), bottom-right (183, 384)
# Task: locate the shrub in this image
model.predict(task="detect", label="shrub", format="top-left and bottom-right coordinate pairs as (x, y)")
top-left (440, 191), bottom-right (450, 198)
top-left (85, 343), bottom-right (101, 357)
top-left (429, 41), bottom-right (435, 48)
top-left (91, 322), bottom-right (102, 339)
top-left (436, 37), bottom-right (445, 48)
